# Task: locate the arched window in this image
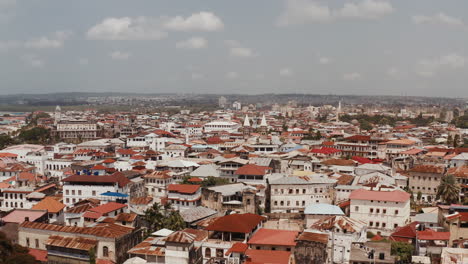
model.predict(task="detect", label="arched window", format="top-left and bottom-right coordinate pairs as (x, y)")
top-left (103, 246), bottom-right (109, 257)
top-left (205, 248), bottom-right (211, 258)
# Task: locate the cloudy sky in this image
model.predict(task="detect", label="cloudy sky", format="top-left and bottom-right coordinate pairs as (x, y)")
top-left (0, 0), bottom-right (467, 97)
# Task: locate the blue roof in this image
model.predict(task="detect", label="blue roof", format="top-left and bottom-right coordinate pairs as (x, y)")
top-left (100, 191), bottom-right (129, 198)
top-left (304, 203), bottom-right (344, 215)
top-left (284, 145), bottom-right (303, 152)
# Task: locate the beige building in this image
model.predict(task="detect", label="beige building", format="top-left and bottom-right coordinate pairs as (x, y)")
top-left (19, 221), bottom-right (143, 264)
top-left (407, 164), bottom-right (445, 202)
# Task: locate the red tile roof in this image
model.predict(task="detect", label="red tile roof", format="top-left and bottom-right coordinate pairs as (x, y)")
top-left (31, 197), bottom-right (66, 214)
top-left (345, 135), bottom-right (371, 141)
top-left (28, 248), bottom-right (47, 262)
top-left (235, 164), bottom-right (272, 176)
top-left (409, 165), bottom-right (444, 174)
top-left (167, 184), bottom-right (200, 194)
top-left (245, 249), bottom-right (291, 264)
top-left (20, 221), bottom-right (134, 238)
top-left (89, 202), bottom-right (127, 214)
top-left (62, 174), bottom-right (130, 188)
top-left (205, 213), bottom-right (266, 233)
top-left (311, 147), bottom-right (341, 155)
top-left (91, 164), bottom-right (107, 170)
top-left (225, 242), bottom-right (249, 256)
top-left (248, 228), bottom-right (298, 246)
top-left (350, 189), bottom-right (410, 202)
top-left (389, 222), bottom-right (419, 242)
top-left (417, 230), bottom-right (450, 241)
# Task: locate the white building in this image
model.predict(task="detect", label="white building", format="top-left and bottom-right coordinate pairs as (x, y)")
top-left (203, 121), bottom-right (240, 133)
top-left (310, 215), bottom-right (367, 264)
top-left (350, 189), bottom-right (411, 235)
top-left (167, 184), bottom-right (201, 211)
top-left (62, 174), bottom-right (130, 207)
top-left (269, 175), bottom-right (337, 213)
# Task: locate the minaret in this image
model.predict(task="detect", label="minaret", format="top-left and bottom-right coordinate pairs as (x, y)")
top-left (54, 105), bottom-right (61, 125)
top-left (243, 115), bottom-right (251, 139)
top-left (259, 114), bottom-right (268, 137)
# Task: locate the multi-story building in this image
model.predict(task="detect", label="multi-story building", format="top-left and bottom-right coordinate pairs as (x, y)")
top-left (350, 189), bottom-right (410, 235)
top-left (62, 174), bottom-right (130, 206)
top-left (167, 184), bottom-right (201, 211)
top-left (269, 175), bottom-right (336, 213)
top-left (56, 120), bottom-right (99, 142)
top-left (407, 164), bottom-right (445, 202)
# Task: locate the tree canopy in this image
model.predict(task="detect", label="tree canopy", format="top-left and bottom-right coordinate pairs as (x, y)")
top-left (17, 127), bottom-right (51, 144)
top-left (0, 232), bottom-right (39, 264)
top-left (437, 174), bottom-right (460, 205)
top-left (143, 203), bottom-right (185, 236)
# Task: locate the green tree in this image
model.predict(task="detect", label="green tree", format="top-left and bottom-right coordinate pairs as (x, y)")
top-left (391, 241), bottom-right (414, 263)
top-left (315, 131), bottom-right (322, 140)
top-left (0, 232), bottom-right (39, 264)
top-left (359, 120), bottom-right (373, 131)
top-left (453, 134), bottom-right (460, 148)
top-left (201, 176), bottom-right (230, 187)
top-left (144, 203), bottom-right (185, 236)
top-left (0, 134), bottom-right (14, 149)
top-left (17, 127), bottom-right (50, 144)
top-left (447, 135), bottom-right (453, 146)
top-left (437, 174), bottom-right (460, 205)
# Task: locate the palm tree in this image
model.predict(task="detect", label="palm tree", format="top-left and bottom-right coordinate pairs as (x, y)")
top-left (437, 174), bottom-right (460, 205)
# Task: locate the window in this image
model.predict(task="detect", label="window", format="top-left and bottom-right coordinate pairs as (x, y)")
top-left (274, 201), bottom-right (278, 206)
top-left (78, 190), bottom-right (82, 195)
top-left (205, 248), bottom-right (211, 258)
top-left (382, 223), bottom-right (386, 228)
top-left (370, 208), bottom-right (374, 213)
top-left (370, 221), bottom-right (373, 226)
top-left (26, 238), bottom-right (30, 247)
top-left (395, 210), bottom-right (399, 215)
top-left (103, 246), bottom-right (109, 257)
top-left (216, 249), bottom-right (223, 257)
top-left (376, 222), bottom-right (380, 227)
top-left (383, 209), bottom-right (387, 214)
top-left (355, 206), bottom-right (359, 212)
top-left (35, 239), bottom-right (39, 248)
top-left (376, 209), bottom-right (380, 214)
top-left (394, 224), bottom-right (398, 228)
top-left (92, 191), bottom-right (96, 196)
top-left (65, 190), bottom-right (69, 195)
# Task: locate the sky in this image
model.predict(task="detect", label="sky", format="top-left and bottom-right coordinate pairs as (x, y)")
top-left (0, 0), bottom-right (467, 97)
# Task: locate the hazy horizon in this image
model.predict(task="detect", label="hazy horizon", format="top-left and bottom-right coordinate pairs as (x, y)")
top-left (1, 0), bottom-right (468, 97)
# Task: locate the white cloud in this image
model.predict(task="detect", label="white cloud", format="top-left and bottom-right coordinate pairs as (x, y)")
top-left (191, 73), bottom-right (204, 80)
top-left (416, 53), bottom-right (465, 77)
top-left (412, 13), bottom-right (463, 27)
top-left (110, 51), bottom-right (131, 60)
top-left (277, 0), bottom-right (394, 26)
top-left (343, 72), bottom-right (362, 80)
top-left (21, 54), bottom-right (44, 68)
top-left (87, 17), bottom-right (167, 40)
top-left (280, 68), bottom-right (294, 77)
top-left (176, 37), bottom-right (207, 49)
top-left (226, 40), bottom-right (257, 58)
top-left (226, 71), bottom-right (239, 79)
top-left (278, 0), bottom-right (331, 26)
top-left (24, 31), bottom-right (72, 49)
top-left (336, 0), bottom-right (394, 20)
top-left (163, 12), bottom-right (224, 32)
top-left (319, 56), bottom-right (332, 64)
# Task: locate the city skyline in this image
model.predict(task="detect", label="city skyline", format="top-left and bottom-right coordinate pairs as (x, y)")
top-left (0, 0), bottom-right (468, 97)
